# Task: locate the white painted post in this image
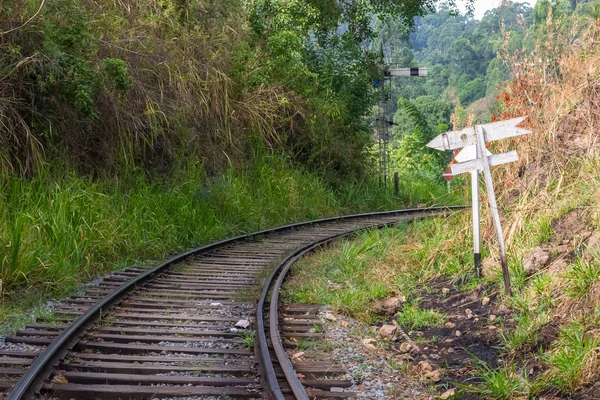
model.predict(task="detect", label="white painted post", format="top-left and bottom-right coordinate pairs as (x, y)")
top-left (471, 170), bottom-right (481, 276)
top-left (475, 125), bottom-right (511, 296)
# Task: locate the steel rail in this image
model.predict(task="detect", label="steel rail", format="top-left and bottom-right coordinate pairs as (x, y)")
top-left (8, 206), bottom-right (465, 400)
top-left (256, 207), bottom-right (462, 399)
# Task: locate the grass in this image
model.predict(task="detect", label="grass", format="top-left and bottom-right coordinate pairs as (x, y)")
top-left (563, 255), bottom-right (600, 298)
top-left (395, 303), bottom-right (446, 331)
top-left (543, 321), bottom-right (599, 393)
top-left (461, 361), bottom-right (531, 400)
top-left (1, 154), bottom-right (436, 333)
top-left (283, 213), bottom-right (470, 323)
top-left (235, 331), bottom-right (255, 349)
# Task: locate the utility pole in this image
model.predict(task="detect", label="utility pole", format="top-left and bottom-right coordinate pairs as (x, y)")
top-left (375, 47), bottom-right (428, 188)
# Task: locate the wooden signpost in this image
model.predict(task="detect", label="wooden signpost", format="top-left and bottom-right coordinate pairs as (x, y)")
top-left (427, 117), bottom-right (531, 296)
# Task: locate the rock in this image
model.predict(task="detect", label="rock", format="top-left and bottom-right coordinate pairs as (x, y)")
top-left (444, 322), bottom-right (456, 329)
top-left (330, 387), bottom-right (344, 393)
top-left (425, 369), bottom-right (441, 382)
top-left (482, 297), bottom-right (490, 306)
top-left (465, 309), bottom-right (473, 319)
top-left (417, 360), bottom-right (433, 373)
top-left (441, 287), bottom-right (451, 295)
top-left (292, 351), bottom-right (305, 359)
top-left (235, 319), bottom-right (250, 329)
top-left (523, 247), bottom-right (552, 275)
top-left (381, 296), bottom-right (406, 313)
top-left (324, 313), bottom-right (337, 321)
top-left (489, 314), bottom-right (497, 322)
top-left (488, 325), bottom-right (497, 330)
top-left (440, 388), bottom-right (456, 399)
top-left (361, 338), bottom-right (378, 351)
top-left (455, 330), bottom-right (462, 337)
top-left (209, 302), bottom-right (222, 306)
top-left (474, 317), bottom-right (479, 322)
top-left (482, 258), bottom-right (501, 278)
top-left (51, 374), bottom-right (68, 384)
top-left (378, 324), bottom-right (397, 339)
top-left (416, 331), bottom-right (424, 337)
top-left (399, 342), bottom-right (412, 353)
top-left (338, 320), bottom-right (350, 328)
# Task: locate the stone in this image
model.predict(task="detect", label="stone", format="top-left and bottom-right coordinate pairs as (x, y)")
top-left (235, 319), bottom-right (250, 329)
top-left (523, 247), bottom-right (552, 275)
top-left (324, 313), bottom-right (337, 321)
top-left (489, 314), bottom-right (497, 322)
top-left (465, 309), bottom-right (473, 319)
top-left (482, 297), bottom-right (490, 306)
top-left (425, 369), bottom-right (441, 382)
top-left (330, 387), bottom-right (344, 393)
top-left (442, 287), bottom-right (451, 295)
top-left (378, 324), bottom-right (397, 339)
top-left (455, 330), bottom-right (462, 337)
top-left (417, 360), bottom-right (433, 373)
top-left (338, 320), bottom-right (350, 328)
top-left (440, 388), bottom-right (456, 399)
top-left (444, 322), bottom-right (456, 329)
top-left (381, 296), bottom-right (406, 313)
top-left (399, 342), bottom-right (412, 353)
top-left (361, 338), bottom-right (378, 351)
top-left (482, 258), bottom-right (501, 278)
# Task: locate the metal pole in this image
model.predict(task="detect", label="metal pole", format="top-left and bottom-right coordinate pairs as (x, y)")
top-left (475, 126), bottom-right (511, 296)
top-left (471, 170), bottom-right (481, 277)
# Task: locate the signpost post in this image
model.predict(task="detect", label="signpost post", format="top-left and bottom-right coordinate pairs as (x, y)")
top-left (427, 117), bottom-right (531, 296)
top-left (376, 60), bottom-right (428, 188)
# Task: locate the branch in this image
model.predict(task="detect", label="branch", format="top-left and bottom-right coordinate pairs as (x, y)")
top-left (1, 0), bottom-right (46, 36)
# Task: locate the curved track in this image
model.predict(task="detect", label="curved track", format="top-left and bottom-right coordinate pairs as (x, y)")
top-left (1, 207), bottom-right (463, 399)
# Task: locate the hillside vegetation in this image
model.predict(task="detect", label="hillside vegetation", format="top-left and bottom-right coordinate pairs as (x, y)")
top-left (0, 0), bottom-right (470, 329)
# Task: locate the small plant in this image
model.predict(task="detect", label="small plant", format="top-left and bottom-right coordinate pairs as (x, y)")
top-left (236, 331), bottom-right (255, 348)
top-left (563, 256), bottom-right (600, 297)
top-left (543, 321), bottom-right (599, 394)
top-left (460, 359), bottom-right (530, 399)
top-left (395, 303), bottom-right (446, 331)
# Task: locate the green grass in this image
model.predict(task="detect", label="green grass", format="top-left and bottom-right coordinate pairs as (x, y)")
top-left (563, 255), bottom-right (600, 298)
top-left (0, 154), bottom-right (429, 332)
top-left (544, 321), bottom-right (599, 393)
top-left (283, 214), bottom-right (470, 322)
top-left (395, 303), bottom-right (446, 331)
top-left (461, 361), bottom-right (531, 400)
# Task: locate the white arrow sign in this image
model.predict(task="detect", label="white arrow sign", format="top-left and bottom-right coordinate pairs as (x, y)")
top-left (454, 145), bottom-right (491, 163)
top-left (451, 151), bottom-right (519, 175)
top-left (426, 117), bottom-right (532, 296)
top-left (426, 116), bottom-right (531, 151)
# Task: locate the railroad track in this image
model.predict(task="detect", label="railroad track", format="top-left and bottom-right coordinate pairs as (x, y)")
top-left (0, 207), bottom-right (462, 400)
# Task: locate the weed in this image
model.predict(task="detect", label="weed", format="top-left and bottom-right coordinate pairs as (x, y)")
top-left (563, 255), bottom-right (600, 298)
top-left (235, 331), bottom-right (255, 349)
top-left (395, 303), bottom-right (446, 331)
top-left (460, 359), bottom-right (530, 399)
top-left (543, 321), bottom-right (599, 393)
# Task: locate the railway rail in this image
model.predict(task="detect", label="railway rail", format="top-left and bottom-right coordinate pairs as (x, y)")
top-left (0, 207), bottom-right (463, 399)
